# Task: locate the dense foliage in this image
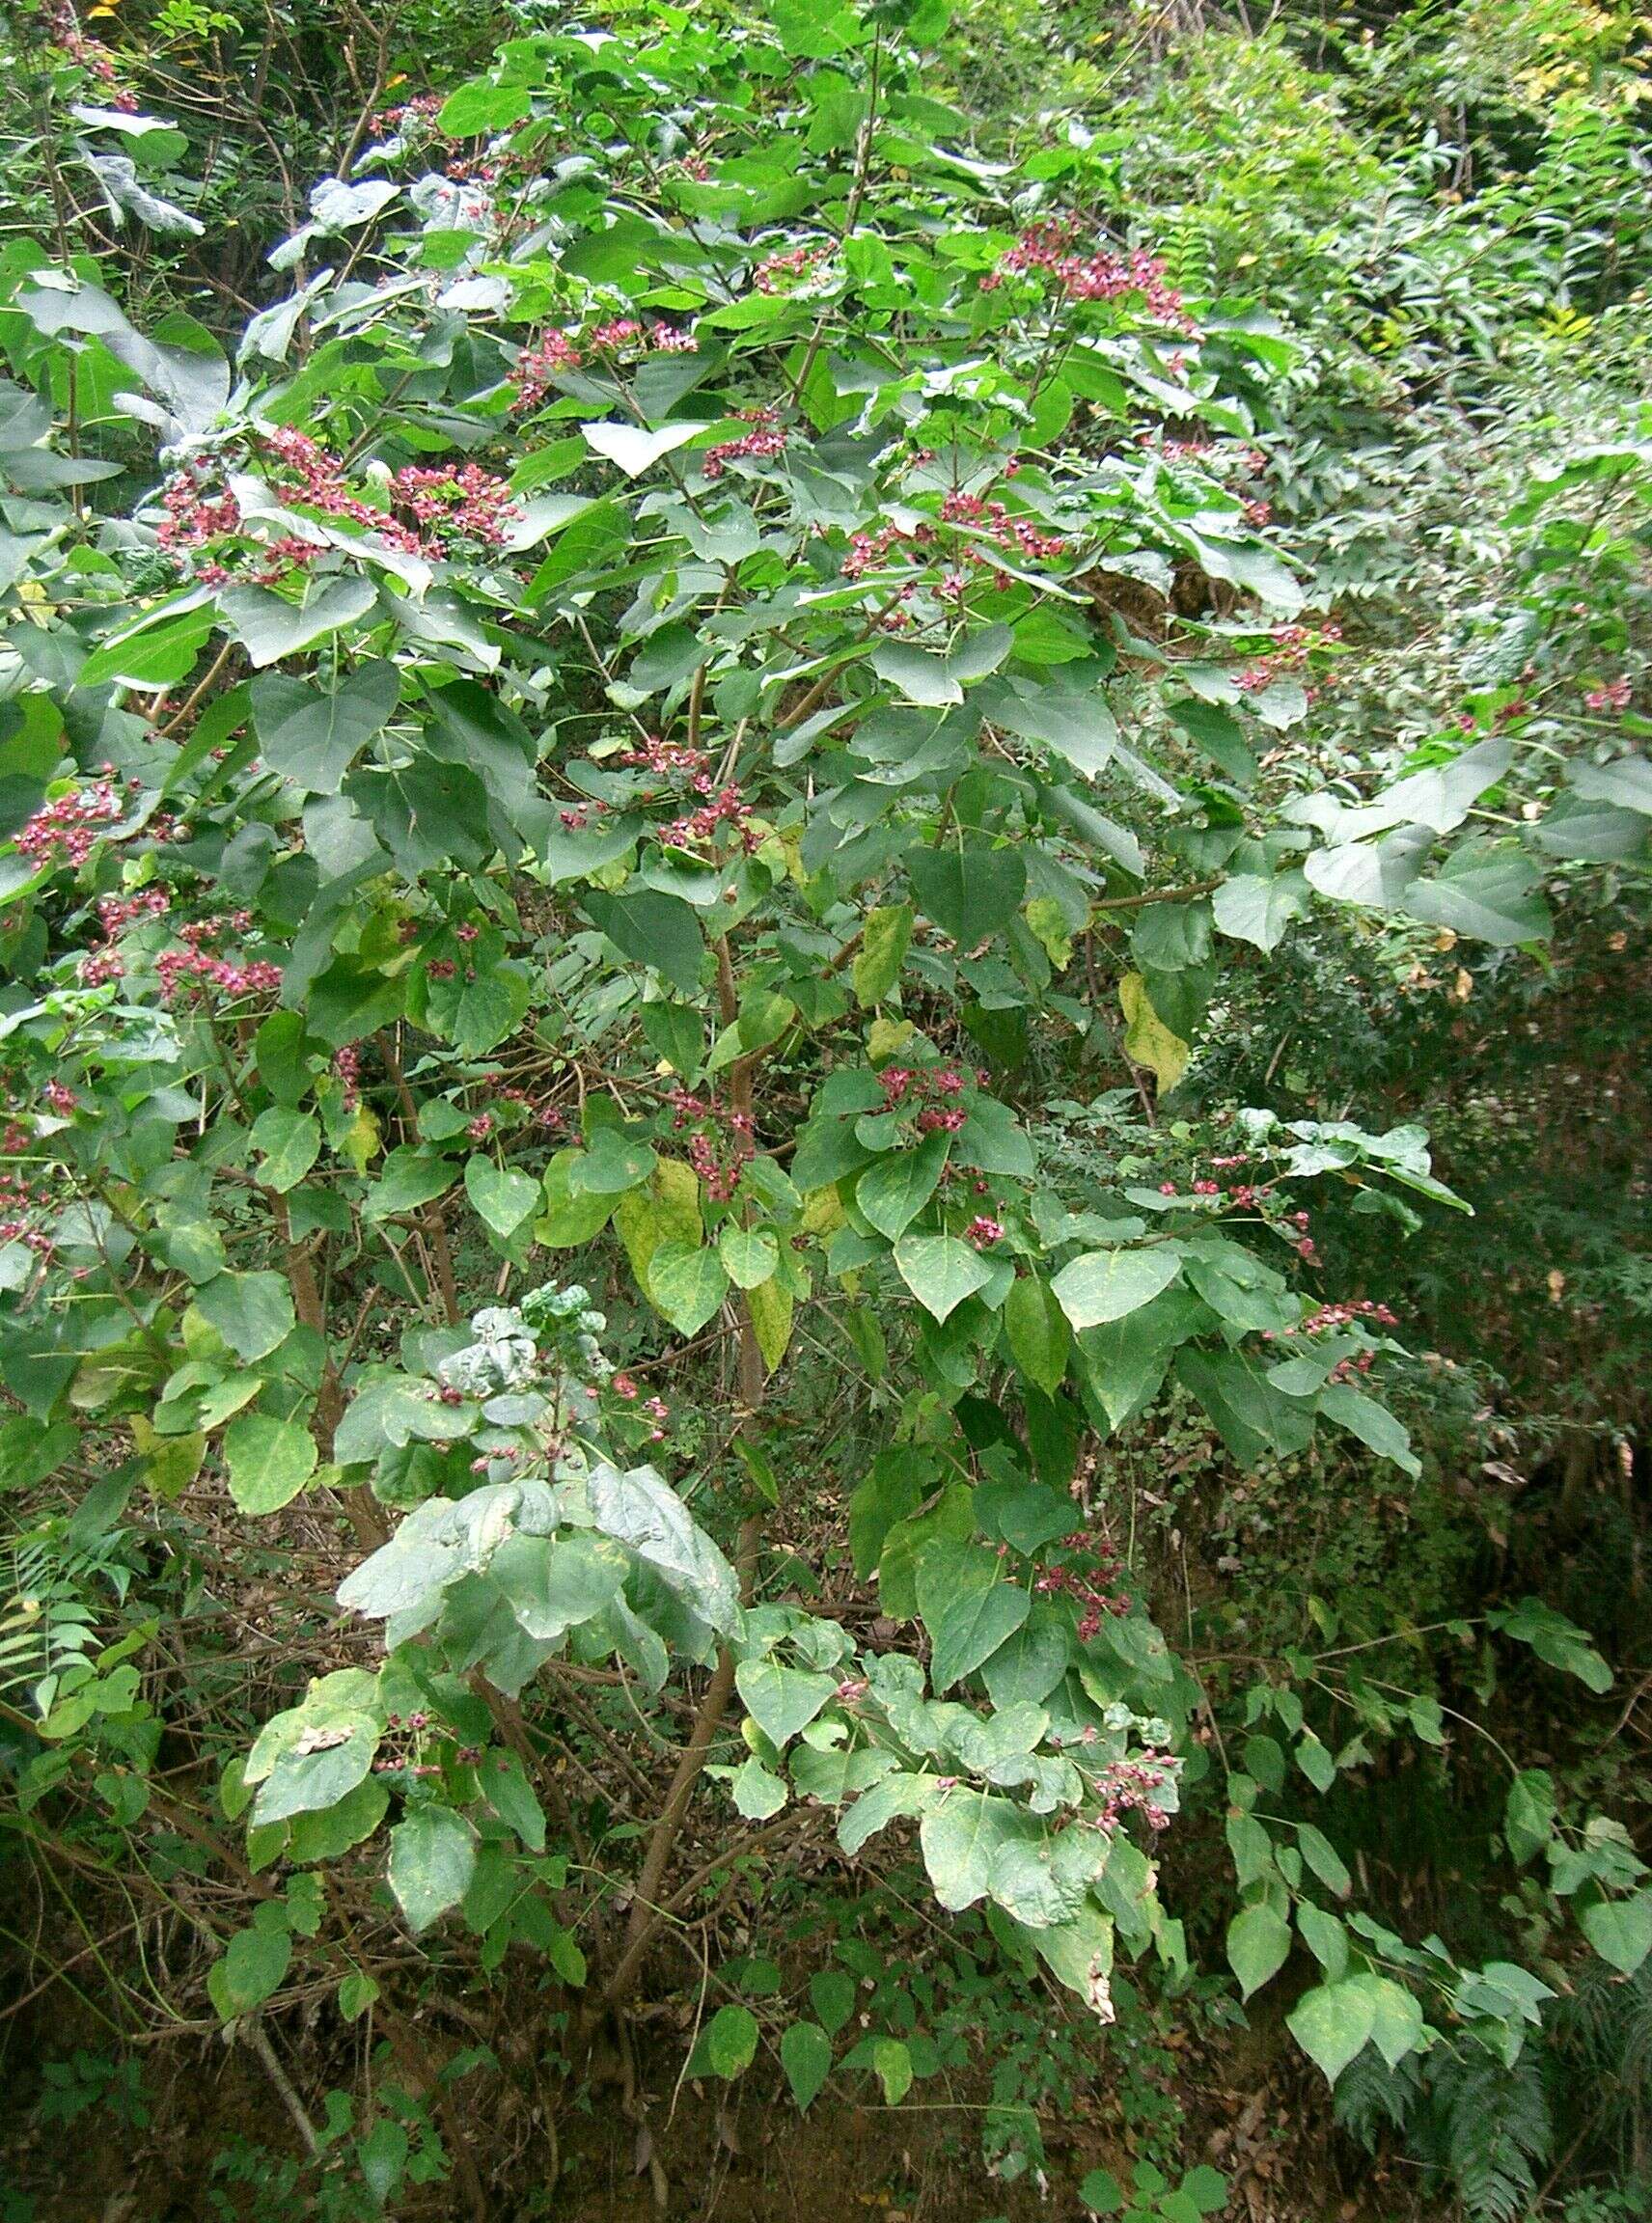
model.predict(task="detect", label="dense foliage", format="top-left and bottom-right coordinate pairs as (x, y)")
top-left (1, 2), bottom-right (1648, 2219)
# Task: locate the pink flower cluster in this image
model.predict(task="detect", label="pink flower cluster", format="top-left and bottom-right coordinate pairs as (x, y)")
top-left (1034, 1530), bottom-right (1132, 1640)
top-left (156, 463), bottom-right (242, 552)
top-left (754, 243), bottom-right (823, 292)
top-left (154, 918), bottom-right (281, 1004)
top-left (1235, 619), bottom-right (1340, 695)
top-left (877, 1063), bottom-right (971, 1134)
top-left (618, 735), bottom-right (711, 789)
top-left (511, 319), bottom-right (696, 410)
top-left (843, 478), bottom-right (1068, 608)
top-left (659, 782), bottom-right (757, 856)
top-left (702, 408), bottom-right (786, 481)
top-left (264, 425), bottom-right (421, 549)
top-left (1584, 677), bottom-right (1632, 713)
top-left (44, 2), bottom-right (138, 107)
top-left (370, 95), bottom-right (445, 137)
top-left (0, 1155), bottom-right (56, 1260)
top-left (262, 428), bottom-right (518, 557)
top-left (1086, 1755), bottom-right (1173, 1834)
top-left (496, 1084), bottom-right (564, 1131)
top-left (982, 223), bottom-right (1188, 326)
top-left (15, 782), bottom-right (124, 870)
top-left (667, 1085), bottom-right (754, 1203)
top-left (393, 463), bottom-right (519, 547)
top-left (333, 1045), bottom-right (361, 1112)
top-left (1274, 1298), bottom-right (1399, 1337)
top-left (965, 1215), bottom-right (1004, 1247)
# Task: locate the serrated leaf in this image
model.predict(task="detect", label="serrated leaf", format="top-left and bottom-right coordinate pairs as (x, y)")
top-left (1286, 1978), bottom-right (1377, 2086)
top-left (718, 1225), bottom-right (779, 1289)
top-left (1052, 1248), bottom-right (1181, 1330)
top-left (250, 1107), bottom-right (321, 1194)
top-left (916, 1541), bottom-right (1031, 1690)
top-left (647, 1240), bottom-right (730, 1334)
top-left (225, 1413), bottom-right (317, 1515)
top-left (388, 1806), bottom-right (477, 1934)
top-left (464, 1154), bottom-right (541, 1241)
top-left (892, 1233), bottom-right (991, 1322)
top-left (856, 1134), bottom-right (949, 1241)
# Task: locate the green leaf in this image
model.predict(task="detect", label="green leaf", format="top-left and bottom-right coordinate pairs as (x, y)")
top-left (1297, 1824), bottom-right (1352, 1899)
top-left (1052, 1248), bottom-right (1181, 1330)
top-left (1213, 871), bottom-right (1308, 952)
top-left (250, 1107), bottom-right (321, 1194)
top-left (569, 1128), bottom-right (658, 1195)
top-left (1362, 1974), bottom-right (1425, 2069)
top-left (1297, 1905), bottom-right (1348, 1980)
top-left (892, 1233), bottom-right (991, 1322)
top-left (250, 662), bottom-right (399, 794)
top-left (1226, 1903), bottom-right (1291, 1999)
top-left (853, 904), bottom-right (913, 1005)
top-left (1402, 846), bottom-right (1553, 947)
top-left (810, 1968), bottom-right (856, 2036)
top-left (1182, 2167), bottom-right (1230, 2216)
top-left (1080, 2169), bottom-right (1123, 2216)
top-left (338, 1969), bottom-right (380, 2020)
top-left (1317, 1384), bottom-right (1420, 1477)
top-left (718, 1225), bottom-right (779, 1289)
top-left (734, 1659), bottom-right (839, 1746)
top-left (908, 844), bottom-right (1027, 945)
top-left (1504, 1770), bottom-right (1556, 1866)
top-left (464, 1154), bottom-right (541, 1240)
top-left (781, 2020), bottom-right (833, 2112)
top-left (209, 1925), bottom-right (291, 2019)
top-left (647, 1240), bottom-right (730, 1335)
top-left (78, 601), bottom-right (217, 691)
top-left (388, 1806), bottom-right (477, 1934)
top-left (856, 1134), bottom-right (949, 1241)
top-left (872, 640), bottom-right (962, 707)
top-left (581, 888), bottom-right (704, 994)
top-left (195, 1272), bottom-right (296, 1361)
top-left (224, 1414), bottom-right (317, 1515)
top-left (701, 2003), bottom-right (759, 2081)
top-left (1493, 1599), bottom-right (1612, 1692)
top-left (436, 79), bottom-right (532, 134)
top-left (1286, 1978), bottom-right (1377, 2086)
top-left (1581, 1889), bottom-right (1652, 1976)
top-left (221, 573), bottom-right (377, 668)
top-left (730, 1756), bottom-right (788, 1819)
top-left (916, 1541), bottom-right (1031, 1690)
top-left (1169, 695), bottom-right (1257, 784)
top-left (872, 2037), bottom-right (913, 2106)
top-left (582, 420), bottom-right (707, 476)
top-left (1004, 1275), bottom-right (1071, 1396)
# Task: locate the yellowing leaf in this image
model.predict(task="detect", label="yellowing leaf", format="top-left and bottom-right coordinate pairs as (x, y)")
top-left (867, 1015), bottom-right (914, 1062)
top-left (342, 1107), bottom-right (380, 1173)
top-left (746, 1278), bottom-right (794, 1374)
top-left (1118, 971), bottom-right (1190, 1094)
top-left (613, 1158), bottom-right (702, 1312)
